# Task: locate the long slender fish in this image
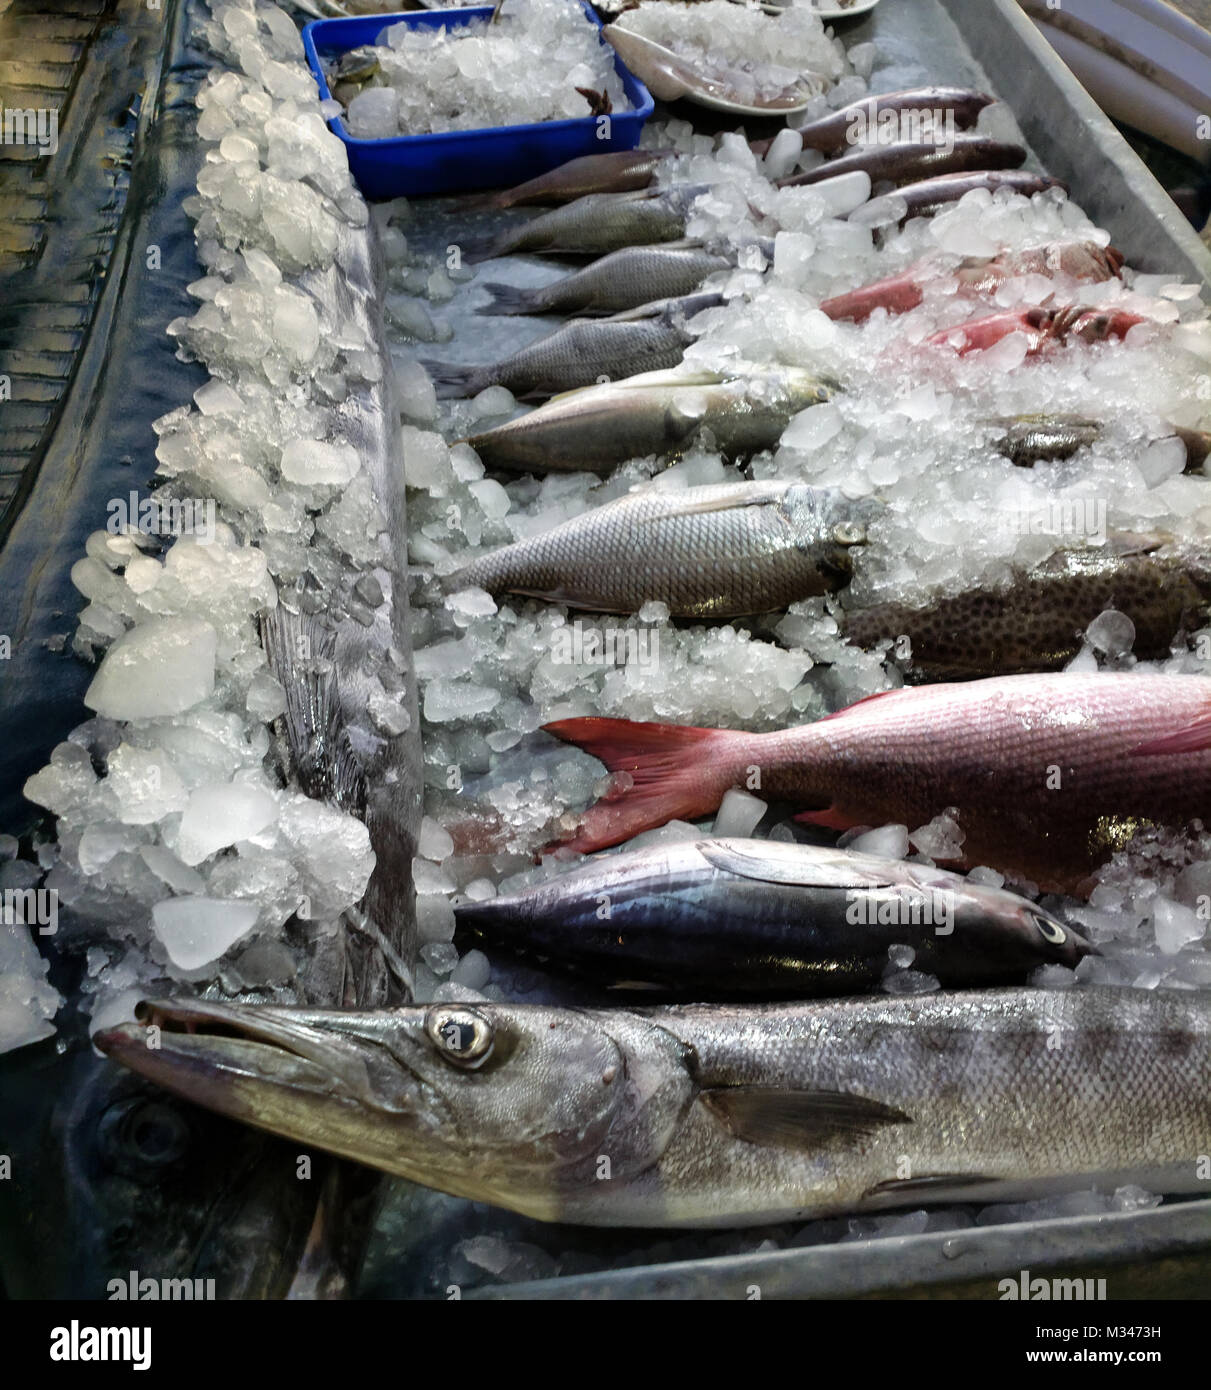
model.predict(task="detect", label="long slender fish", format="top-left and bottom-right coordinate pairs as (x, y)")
top-left (479, 244), bottom-right (732, 318)
top-left (992, 414), bottom-right (1211, 472)
top-left (96, 988), bottom-right (1211, 1227)
top-left (463, 187), bottom-right (700, 264)
top-left (469, 149), bottom-right (673, 210)
top-left (444, 480), bottom-right (867, 616)
top-left (851, 170), bottom-right (1064, 224)
top-left (425, 293), bottom-right (720, 399)
top-left (839, 540), bottom-right (1211, 681)
top-left (819, 242), bottom-right (1123, 322)
top-left (789, 86), bottom-right (997, 154)
top-left (455, 837), bottom-right (1091, 995)
top-left (462, 366), bottom-right (836, 473)
top-left (544, 672), bottom-right (1211, 892)
top-left (778, 136), bottom-right (1026, 190)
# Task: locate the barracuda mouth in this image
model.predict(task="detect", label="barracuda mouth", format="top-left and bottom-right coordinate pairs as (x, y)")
top-left (92, 998), bottom-right (401, 1118)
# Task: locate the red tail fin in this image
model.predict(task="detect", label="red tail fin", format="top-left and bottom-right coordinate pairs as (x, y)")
top-left (543, 717), bottom-right (739, 853)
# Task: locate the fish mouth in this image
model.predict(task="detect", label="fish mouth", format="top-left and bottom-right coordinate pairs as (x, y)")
top-left (92, 998), bottom-right (415, 1131)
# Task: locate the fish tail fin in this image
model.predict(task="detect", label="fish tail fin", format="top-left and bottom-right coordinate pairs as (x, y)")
top-left (543, 717), bottom-right (742, 852)
top-left (260, 608), bottom-right (366, 815)
top-left (421, 361), bottom-right (491, 399)
top-left (462, 233), bottom-right (507, 265)
top-left (478, 283), bottom-right (535, 316)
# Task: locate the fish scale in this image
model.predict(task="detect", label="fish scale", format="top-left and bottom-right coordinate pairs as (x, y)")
top-left (447, 480), bottom-right (864, 615)
top-left (546, 672), bottom-right (1211, 891)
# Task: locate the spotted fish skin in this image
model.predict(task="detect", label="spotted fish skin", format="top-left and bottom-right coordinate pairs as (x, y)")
top-left (840, 543), bottom-right (1211, 681)
top-left (445, 481), bottom-right (867, 616)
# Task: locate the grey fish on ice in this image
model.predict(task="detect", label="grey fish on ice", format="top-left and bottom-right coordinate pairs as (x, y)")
top-left (992, 413), bottom-right (1211, 472)
top-left (779, 136), bottom-right (1026, 190)
top-left (478, 243), bottom-right (732, 318)
top-left (96, 987), bottom-right (1211, 1227)
top-left (462, 365), bottom-right (836, 473)
top-left (424, 292), bottom-right (721, 399)
top-left (469, 148), bottom-right (673, 210)
top-left (462, 187), bottom-right (701, 263)
top-left (455, 836), bottom-right (1091, 995)
top-left (444, 480), bottom-right (867, 616)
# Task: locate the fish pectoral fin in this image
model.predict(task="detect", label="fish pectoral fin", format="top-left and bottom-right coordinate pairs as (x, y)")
top-left (861, 1173), bottom-right (993, 1202)
top-left (695, 838), bottom-right (897, 890)
top-left (1132, 709), bottom-right (1211, 757)
top-left (701, 1087), bottom-right (912, 1151)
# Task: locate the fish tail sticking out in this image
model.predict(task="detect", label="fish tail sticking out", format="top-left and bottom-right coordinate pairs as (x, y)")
top-left (260, 608), bottom-right (366, 816)
top-left (421, 360), bottom-right (492, 399)
top-left (543, 717), bottom-right (747, 853)
top-left (478, 282), bottom-right (535, 316)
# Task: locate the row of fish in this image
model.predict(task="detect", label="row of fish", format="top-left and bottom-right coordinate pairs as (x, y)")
top-left (97, 68), bottom-right (1211, 1244)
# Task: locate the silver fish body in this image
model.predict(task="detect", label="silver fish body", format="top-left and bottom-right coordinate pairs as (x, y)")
top-left (464, 187), bottom-right (699, 263)
top-left (96, 987), bottom-right (1211, 1227)
top-left (444, 480), bottom-right (867, 616)
top-left (463, 366), bottom-right (836, 473)
top-left (479, 244), bottom-right (732, 317)
top-left (455, 836), bottom-right (1091, 994)
top-left (425, 293), bottom-right (718, 400)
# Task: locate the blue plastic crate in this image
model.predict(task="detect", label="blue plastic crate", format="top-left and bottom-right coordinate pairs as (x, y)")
top-left (302, 5), bottom-right (654, 199)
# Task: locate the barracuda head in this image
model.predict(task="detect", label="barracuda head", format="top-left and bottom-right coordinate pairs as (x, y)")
top-left (95, 998), bottom-right (692, 1221)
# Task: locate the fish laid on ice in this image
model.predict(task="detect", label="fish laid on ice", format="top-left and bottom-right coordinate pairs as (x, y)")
top-left (544, 672), bottom-right (1211, 892)
top-left (926, 303), bottom-right (1148, 356)
top-left (462, 187), bottom-right (700, 264)
top-left (455, 837), bottom-right (1091, 995)
top-left (819, 242), bottom-right (1123, 322)
top-left (478, 244), bottom-right (732, 318)
top-left (468, 148), bottom-right (673, 210)
top-left (787, 86), bottom-right (997, 155)
top-left (992, 414), bottom-right (1211, 472)
top-left (839, 537), bottom-right (1211, 682)
top-left (462, 366), bottom-right (836, 473)
top-left (444, 480), bottom-right (867, 616)
top-left (851, 170), bottom-right (1065, 224)
top-left (96, 988), bottom-right (1211, 1227)
top-left (424, 292), bottom-right (720, 400)
top-left (778, 136), bottom-right (1026, 190)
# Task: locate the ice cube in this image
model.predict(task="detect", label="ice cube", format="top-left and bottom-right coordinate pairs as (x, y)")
top-left (151, 897), bottom-right (260, 970)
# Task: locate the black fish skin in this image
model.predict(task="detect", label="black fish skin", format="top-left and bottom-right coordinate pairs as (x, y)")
top-left (841, 543), bottom-right (1211, 682)
top-left (454, 838), bottom-right (1090, 997)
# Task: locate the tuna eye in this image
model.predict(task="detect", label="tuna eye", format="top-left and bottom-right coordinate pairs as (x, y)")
top-left (1035, 915), bottom-right (1067, 945)
top-left (425, 1006), bottom-right (494, 1068)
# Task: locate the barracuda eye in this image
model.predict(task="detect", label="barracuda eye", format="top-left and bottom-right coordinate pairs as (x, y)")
top-left (426, 1006), bottom-right (495, 1069)
top-left (98, 1097), bottom-right (191, 1174)
top-left (1035, 914), bottom-right (1067, 945)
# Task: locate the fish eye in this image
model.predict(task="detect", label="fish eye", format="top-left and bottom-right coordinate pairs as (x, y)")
top-left (425, 1005), bottom-right (495, 1069)
top-left (99, 1097), bottom-right (190, 1171)
top-left (1035, 914), bottom-right (1067, 945)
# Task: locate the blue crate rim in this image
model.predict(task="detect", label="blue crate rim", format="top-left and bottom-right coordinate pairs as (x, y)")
top-left (301, 4), bottom-right (653, 152)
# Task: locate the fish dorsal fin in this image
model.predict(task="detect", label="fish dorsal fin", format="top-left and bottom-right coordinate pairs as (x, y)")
top-left (636, 483), bottom-right (786, 522)
top-left (818, 687), bottom-right (909, 722)
top-left (702, 1087), bottom-right (912, 1150)
top-left (862, 1173), bottom-right (993, 1201)
top-left (695, 838), bottom-right (899, 889)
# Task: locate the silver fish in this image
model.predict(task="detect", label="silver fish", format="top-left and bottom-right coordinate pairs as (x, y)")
top-left (462, 187), bottom-right (701, 264)
top-left (462, 366), bottom-right (836, 473)
top-left (469, 149), bottom-right (673, 211)
top-left (478, 244), bottom-right (732, 318)
top-left (95, 987), bottom-right (1211, 1227)
top-left (424, 292), bottom-right (720, 400)
top-left (455, 836), bottom-right (1091, 995)
top-left (443, 480), bottom-right (867, 616)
